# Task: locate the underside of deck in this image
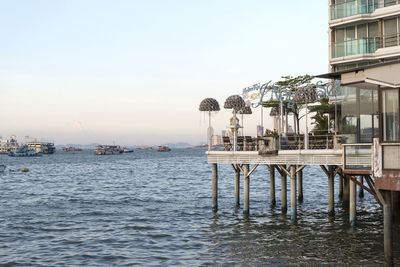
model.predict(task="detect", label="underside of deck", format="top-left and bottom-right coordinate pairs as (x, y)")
top-left (206, 149), bottom-right (343, 166)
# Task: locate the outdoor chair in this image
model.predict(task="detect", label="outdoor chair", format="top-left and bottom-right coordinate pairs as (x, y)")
top-left (244, 136), bottom-right (256, 151)
top-left (237, 136), bottom-right (244, 151)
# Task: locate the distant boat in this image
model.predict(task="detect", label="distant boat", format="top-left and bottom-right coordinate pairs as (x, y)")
top-left (122, 147), bottom-right (134, 153)
top-left (24, 141), bottom-right (56, 154)
top-left (94, 145), bottom-right (123, 155)
top-left (0, 136), bottom-right (19, 154)
top-left (61, 147), bottom-right (82, 152)
top-left (9, 145), bottom-right (42, 157)
top-left (136, 146), bottom-right (153, 150)
top-left (157, 146), bottom-right (171, 152)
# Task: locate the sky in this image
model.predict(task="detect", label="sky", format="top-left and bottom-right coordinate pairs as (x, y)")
top-left (0, 0), bottom-right (328, 146)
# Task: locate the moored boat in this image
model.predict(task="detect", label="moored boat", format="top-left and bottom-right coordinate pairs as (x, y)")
top-left (9, 145), bottom-right (42, 157)
top-left (94, 145), bottom-right (123, 155)
top-left (122, 147), bottom-right (134, 153)
top-left (157, 146), bottom-right (171, 152)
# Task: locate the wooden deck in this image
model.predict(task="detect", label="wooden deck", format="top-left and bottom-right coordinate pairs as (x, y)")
top-left (206, 149), bottom-right (343, 166)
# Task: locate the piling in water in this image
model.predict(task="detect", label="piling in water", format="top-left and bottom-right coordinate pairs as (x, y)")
top-left (243, 164), bottom-right (250, 215)
top-left (212, 163), bottom-right (218, 212)
top-left (269, 165), bottom-right (276, 207)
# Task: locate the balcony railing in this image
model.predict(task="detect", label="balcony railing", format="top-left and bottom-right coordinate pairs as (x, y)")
top-left (343, 144), bottom-right (372, 171)
top-left (330, 0), bottom-right (380, 20)
top-left (383, 33), bottom-right (400, 47)
top-left (331, 37), bottom-right (380, 58)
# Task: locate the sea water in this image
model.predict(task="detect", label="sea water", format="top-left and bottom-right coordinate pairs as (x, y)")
top-left (0, 149), bottom-right (399, 266)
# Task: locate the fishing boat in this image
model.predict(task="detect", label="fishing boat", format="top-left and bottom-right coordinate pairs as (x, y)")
top-left (157, 146), bottom-right (171, 152)
top-left (122, 147), bottom-right (134, 153)
top-left (9, 145), bottom-right (42, 157)
top-left (94, 145), bottom-right (123, 155)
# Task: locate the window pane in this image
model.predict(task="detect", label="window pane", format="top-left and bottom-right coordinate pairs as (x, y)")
top-left (382, 89), bottom-right (400, 142)
top-left (360, 89), bottom-right (374, 143)
top-left (384, 18), bottom-right (398, 47)
top-left (336, 28), bottom-right (345, 42)
top-left (358, 24), bottom-right (367, 39)
top-left (346, 26), bottom-right (356, 40)
top-left (341, 87), bottom-right (358, 144)
top-left (368, 22), bottom-right (378, 38)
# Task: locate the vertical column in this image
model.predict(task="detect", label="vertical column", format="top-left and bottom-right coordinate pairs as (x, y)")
top-left (290, 165), bottom-right (297, 222)
top-left (235, 166), bottom-right (240, 208)
top-left (328, 166), bottom-right (335, 216)
top-left (212, 163), bottom-right (218, 212)
top-left (343, 177), bottom-right (350, 204)
top-left (392, 190), bottom-right (400, 222)
top-left (298, 168), bottom-right (303, 203)
top-left (281, 165), bottom-right (287, 214)
top-left (244, 164), bottom-right (250, 215)
top-left (349, 177), bottom-right (356, 226)
top-left (339, 175), bottom-right (343, 199)
top-left (383, 190), bottom-right (393, 267)
top-left (358, 176), bottom-right (364, 198)
top-left (269, 165), bottom-right (276, 207)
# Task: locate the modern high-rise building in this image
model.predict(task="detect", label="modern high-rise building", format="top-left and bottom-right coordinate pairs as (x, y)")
top-left (322, 2), bottom-right (400, 264)
top-left (329, 0), bottom-right (400, 72)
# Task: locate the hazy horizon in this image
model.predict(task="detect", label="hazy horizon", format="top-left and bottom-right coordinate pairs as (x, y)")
top-left (1, 0), bottom-right (328, 145)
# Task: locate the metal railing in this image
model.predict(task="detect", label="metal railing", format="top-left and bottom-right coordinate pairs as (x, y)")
top-left (343, 144), bottom-right (372, 170)
top-left (279, 134), bottom-right (342, 150)
top-left (331, 37), bottom-right (380, 58)
top-left (330, 0), bottom-right (380, 20)
top-left (383, 33), bottom-right (400, 48)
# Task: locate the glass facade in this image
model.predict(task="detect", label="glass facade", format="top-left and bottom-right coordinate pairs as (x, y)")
top-left (341, 87), bottom-right (378, 144)
top-left (382, 89), bottom-right (400, 142)
top-left (331, 0), bottom-right (380, 20)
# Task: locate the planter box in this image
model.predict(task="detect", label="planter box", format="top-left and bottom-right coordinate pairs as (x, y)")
top-left (258, 137), bottom-right (278, 156)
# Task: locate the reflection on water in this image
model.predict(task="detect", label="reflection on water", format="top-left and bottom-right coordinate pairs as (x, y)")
top-left (0, 149), bottom-right (398, 266)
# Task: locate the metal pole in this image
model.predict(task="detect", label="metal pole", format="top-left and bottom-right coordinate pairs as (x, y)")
top-left (281, 165), bottom-right (287, 214)
top-left (328, 166), bottom-right (335, 216)
top-left (349, 177), bottom-right (356, 226)
top-left (235, 167), bottom-right (240, 208)
top-left (212, 163), bottom-right (218, 212)
top-left (305, 103), bottom-right (309, 149)
top-left (208, 112), bottom-right (212, 151)
top-left (290, 165), bottom-right (297, 222)
top-left (244, 164), bottom-right (250, 215)
top-left (269, 165), bottom-right (276, 207)
top-left (233, 110), bottom-right (237, 152)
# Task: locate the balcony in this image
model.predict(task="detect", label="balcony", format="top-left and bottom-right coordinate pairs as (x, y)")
top-left (331, 37), bottom-right (380, 58)
top-left (330, 0), bottom-right (380, 20)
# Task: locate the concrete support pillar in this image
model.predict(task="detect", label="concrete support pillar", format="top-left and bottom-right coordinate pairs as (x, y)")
top-left (358, 176), bottom-right (364, 199)
top-left (244, 164), bottom-right (250, 215)
top-left (328, 166), bottom-right (335, 216)
top-left (349, 177), bottom-right (356, 226)
top-left (235, 166), bottom-right (240, 208)
top-left (392, 190), bottom-right (400, 223)
top-left (383, 190), bottom-right (393, 267)
top-left (281, 165), bottom-right (287, 214)
top-left (212, 163), bottom-right (218, 212)
top-left (297, 168), bottom-right (303, 203)
top-left (290, 165), bottom-right (297, 222)
top-left (339, 175), bottom-right (343, 199)
top-left (269, 165), bottom-right (276, 207)
top-left (343, 177), bottom-right (350, 204)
